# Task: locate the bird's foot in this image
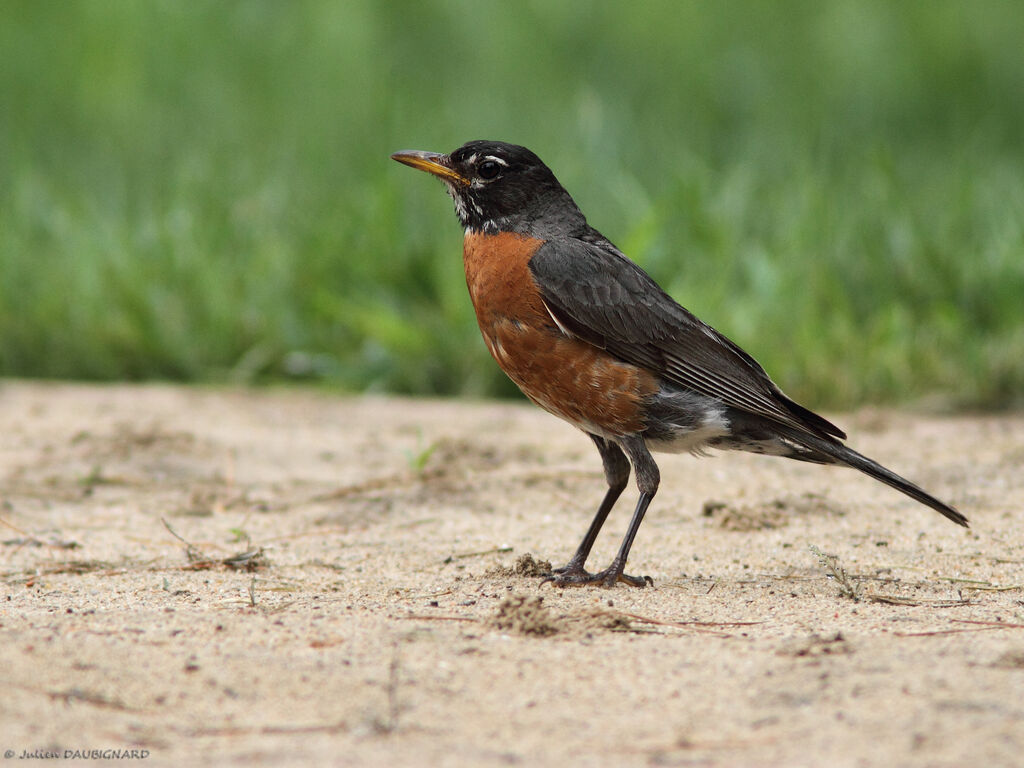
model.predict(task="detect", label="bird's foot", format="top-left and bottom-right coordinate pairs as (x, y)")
top-left (543, 559), bottom-right (652, 588)
top-left (541, 561), bottom-right (594, 586)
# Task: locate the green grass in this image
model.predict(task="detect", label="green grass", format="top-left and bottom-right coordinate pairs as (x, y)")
top-left (2, 0), bottom-right (1023, 408)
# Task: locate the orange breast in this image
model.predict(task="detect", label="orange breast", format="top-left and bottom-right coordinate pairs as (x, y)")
top-left (463, 231), bottom-right (656, 437)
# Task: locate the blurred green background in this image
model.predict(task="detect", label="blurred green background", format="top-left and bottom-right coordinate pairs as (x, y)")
top-left (2, 0), bottom-right (1022, 408)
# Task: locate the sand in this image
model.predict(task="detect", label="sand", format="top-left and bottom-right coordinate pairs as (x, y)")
top-left (1, 380), bottom-right (1022, 767)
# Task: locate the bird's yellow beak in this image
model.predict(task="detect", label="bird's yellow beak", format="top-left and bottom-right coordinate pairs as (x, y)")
top-left (390, 150), bottom-right (469, 186)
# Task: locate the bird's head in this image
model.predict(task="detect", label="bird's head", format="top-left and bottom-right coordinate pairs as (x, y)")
top-left (391, 140), bottom-right (584, 235)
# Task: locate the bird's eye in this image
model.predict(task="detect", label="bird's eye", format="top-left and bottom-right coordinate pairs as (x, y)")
top-left (478, 160), bottom-right (502, 180)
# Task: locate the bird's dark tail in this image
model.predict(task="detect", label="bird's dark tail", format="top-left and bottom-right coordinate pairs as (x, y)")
top-left (777, 426), bottom-right (969, 528)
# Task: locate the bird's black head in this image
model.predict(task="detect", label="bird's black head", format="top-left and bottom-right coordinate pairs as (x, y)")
top-left (391, 140), bottom-right (586, 235)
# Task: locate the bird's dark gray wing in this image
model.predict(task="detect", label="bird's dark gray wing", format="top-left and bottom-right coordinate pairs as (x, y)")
top-left (528, 237), bottom-right (846, 440)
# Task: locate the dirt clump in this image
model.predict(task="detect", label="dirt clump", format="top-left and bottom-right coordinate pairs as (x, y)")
top-left (513, 552), bottom-right (553, 577)
top-left (487, 594), bottom-right (561, 636)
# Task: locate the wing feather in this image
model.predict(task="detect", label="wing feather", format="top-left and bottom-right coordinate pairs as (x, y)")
top-left (529, 238), bottom-right (845, 440)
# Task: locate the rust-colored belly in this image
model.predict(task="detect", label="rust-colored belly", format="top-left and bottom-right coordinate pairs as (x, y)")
top-left (463, 231), bottom-right (656, 437)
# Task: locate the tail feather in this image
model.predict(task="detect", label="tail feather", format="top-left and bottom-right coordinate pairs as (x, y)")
top-left (777, 426), bottom-right (969, 528)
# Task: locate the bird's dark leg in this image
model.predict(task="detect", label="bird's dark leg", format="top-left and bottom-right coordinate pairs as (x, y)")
top-left (590, 435), bottom-right (658, 587)
top-left (545, 435), bottom-right (630, 586)
top-left (546, 435), bottom-right (657, 588)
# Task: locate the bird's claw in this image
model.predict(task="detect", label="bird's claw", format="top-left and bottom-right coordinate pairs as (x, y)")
top-left (542, 561), bottom-right (652, 588)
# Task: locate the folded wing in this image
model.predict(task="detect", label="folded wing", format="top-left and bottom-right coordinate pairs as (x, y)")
top-left (528, 237), bottom-right (846, 441)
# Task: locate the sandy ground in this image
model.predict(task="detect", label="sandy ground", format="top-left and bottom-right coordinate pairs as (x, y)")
top-left (0, 380), bottom-right (1022, 767)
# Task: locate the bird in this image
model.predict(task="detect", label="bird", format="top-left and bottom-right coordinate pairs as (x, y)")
top-left (390, 140), bottom-right (968, 588)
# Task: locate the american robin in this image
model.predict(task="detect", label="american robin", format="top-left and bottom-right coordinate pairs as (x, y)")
top-left (391, 140), bottom-right (967, 588)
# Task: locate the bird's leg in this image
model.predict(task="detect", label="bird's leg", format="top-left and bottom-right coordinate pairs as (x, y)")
top-left (546, 435), bottom-right (657, 588)
top-left (589, 492), bottom-right (655, 587)
top-left (590, 435), bottom-right (659, 588)
top-left (545, 435), bottom-right (629, 585)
